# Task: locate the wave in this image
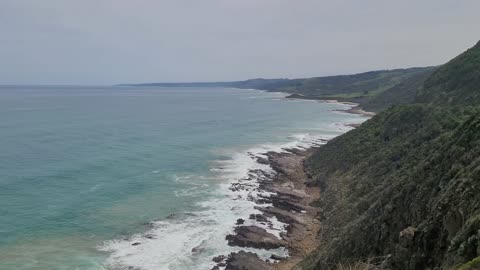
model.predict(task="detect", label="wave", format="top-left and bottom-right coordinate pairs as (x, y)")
top-left (98, 132), bottom-right (339, 270)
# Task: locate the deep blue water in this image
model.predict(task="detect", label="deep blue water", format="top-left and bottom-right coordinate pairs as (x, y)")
top-left (0, 86), bottom-right (364, 270)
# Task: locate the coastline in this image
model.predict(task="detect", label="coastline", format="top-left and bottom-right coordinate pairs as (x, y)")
top-left (334, 105), bottom-right (375, 117)
top-left (325, 100), bottom-right (375, 117)
top-left (284, 94), bottom-right (375, 117)
top-left (97, 89), bottom-right (370, 270)
top-left (228, 87), bottom-right (375, 118)
top-left (208, 92), bottom-right (372, 270)
top-left (211, 146), bottom-right (323, 270)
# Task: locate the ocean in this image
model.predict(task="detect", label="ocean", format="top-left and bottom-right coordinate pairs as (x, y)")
top-left (0, 86), bottom-right (365, 270)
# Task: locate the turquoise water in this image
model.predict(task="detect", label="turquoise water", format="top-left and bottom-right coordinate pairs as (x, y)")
top-left (0, 86), bottom-right (364, 270)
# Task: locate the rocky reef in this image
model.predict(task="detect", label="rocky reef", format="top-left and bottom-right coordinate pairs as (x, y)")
top-left (211, 147), bottom-right (324, 270)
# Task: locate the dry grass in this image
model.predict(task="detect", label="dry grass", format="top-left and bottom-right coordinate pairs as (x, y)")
top-left (336, 262), bottom-right (378, 270)
top-left (335, 258), bottom-right (386, 270)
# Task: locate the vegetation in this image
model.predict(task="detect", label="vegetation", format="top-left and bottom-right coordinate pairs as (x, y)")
top-left (129, 67), bottom-right (435, 112)
top-left (129, 41), bottom-right (480, 269)
top-left (455, 257), bottom-right (480, 270)
top-left (274, 68), bottom-right (430, 96)
top-left (131, 41), bottom-right (480, 270)
top-left (352, 68), bottom-right (434, 112)
top-left (299, 41), bottom-right (480, 270)
top-left (417, 41), bottom-right (480, 106)
top-left (336, 260), bottom-right (383, 270)
top-left (276, 67), bottom-right (436, 112)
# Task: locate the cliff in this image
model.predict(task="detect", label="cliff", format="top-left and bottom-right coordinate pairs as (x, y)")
top-left (299, 41), bottom-right (480, 270)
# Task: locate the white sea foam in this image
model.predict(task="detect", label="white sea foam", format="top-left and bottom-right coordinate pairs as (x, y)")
top-left (99, 128), bottom-right (357, 270)
top-left (87, 184), bottom-right (103, 192)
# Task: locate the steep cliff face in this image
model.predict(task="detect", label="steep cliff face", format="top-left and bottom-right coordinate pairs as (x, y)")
top-left (300, 41), bottom-right (480, 270)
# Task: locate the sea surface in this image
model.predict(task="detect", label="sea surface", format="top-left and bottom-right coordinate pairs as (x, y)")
top-left (0, 86), bottom-right (365, 270)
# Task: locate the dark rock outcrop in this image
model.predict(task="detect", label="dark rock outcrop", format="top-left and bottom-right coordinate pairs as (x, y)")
top-left (225, 251), bottom-right (271, 270)
top-left (212, 255), bottom-right (226, 263)
top-left (225, 226), bottom-right (285, 250)
top-left (249, 213), bottom-right (268, 223)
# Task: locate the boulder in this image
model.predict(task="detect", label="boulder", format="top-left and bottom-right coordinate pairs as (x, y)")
top-left (225, 226), bottom-right (285, 250)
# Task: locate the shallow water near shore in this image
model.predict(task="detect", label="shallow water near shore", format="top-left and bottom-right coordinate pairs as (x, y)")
top-left (0, 86), bottom-right (365, 270)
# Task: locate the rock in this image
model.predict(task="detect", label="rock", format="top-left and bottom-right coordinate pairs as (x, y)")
top-left (249, 214), bottom-right (268, 223)
top-left (131, 242), bottom-right (141, 246)
top-left (399, 226), bottom-right (417, 247)
top-left (443, 210), bottom-right (463, 240)
top-left (236, 218), bottom-right (245, 225)
top-left (255, 197), bottom-right (272, 204)
top-left (144, 234), bottom-right (155, 239)
top-left (271, 198), bottom-right (304, 212)
top-left (212, 255), bottom-right (226, 263)
top-left (305, 180), bottom-right (317, 188)
top-left (191, 246), bottom-right (205, 254)
top-left (261, 207), bottom-right (298, 226)
top-left (225, 251), bottom-right (271, 270)
top-left (285, 148), bottom-right (304, 155)
top-left (270, 254), bottom-right (284, 261)
top-left (256, 157), bottom-right (270, 165)
top-left (225, 226), bottom-right (285, 250)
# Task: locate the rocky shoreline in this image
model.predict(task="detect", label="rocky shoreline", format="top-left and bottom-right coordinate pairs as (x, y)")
top-left (211, 146), bottom-right (324, 270)
top-left (285, 94), bottom-right (375, 117)
top-left (335, 105), bottom-right (375, 117)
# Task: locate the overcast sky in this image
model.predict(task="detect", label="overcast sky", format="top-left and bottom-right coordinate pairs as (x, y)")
top-left (1, 0), bottom-right (479, 85)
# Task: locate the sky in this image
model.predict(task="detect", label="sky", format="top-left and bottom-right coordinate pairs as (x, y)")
top-left (0, 0), bottom-right (479, 85)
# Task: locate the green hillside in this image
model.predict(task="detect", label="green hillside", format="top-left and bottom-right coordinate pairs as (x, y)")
top-left (279, 68), bottom-right (431, 96)
top-left (353, 68), bottom-right (435, 112)
top-left (276, 68), bottom-right (437, 112)
top-left (417, 41), bottom-right (480, 106)
top-left (129, 67), bottom-right (434, 112)
top-left (299, 41), bottom-right (480, 270)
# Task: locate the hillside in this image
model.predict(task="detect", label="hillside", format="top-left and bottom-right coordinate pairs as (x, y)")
top-left (299, 41), bottom-right (480, 270)
top-left (278, 68), bottom-right (436, 112)
top-left (417, 41), bottom-right (480, 106)
top-left (351, 68), bottom-right (435, 112)
top-left (127, 67), bottom-right (434, 112)
top-left (277, 68), bottom-right (431, 96)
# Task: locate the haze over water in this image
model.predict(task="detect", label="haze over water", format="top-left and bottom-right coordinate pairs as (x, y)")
top-left (0, 86), bottom-right (364, 269)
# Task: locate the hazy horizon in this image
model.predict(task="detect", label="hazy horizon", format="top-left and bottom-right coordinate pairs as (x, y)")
top-left (0, 66), bottom-right (436, 87)
top-left (1, 0), bottom-right (479, 85)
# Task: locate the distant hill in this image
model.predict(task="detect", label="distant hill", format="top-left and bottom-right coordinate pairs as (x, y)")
top-left (274, 68), bottom-right (432, 96)
top-left (270, 67), bottom-right (436, 112)
top-left (356, 68), bottom-right (435, 112)
top-left (124, 78), bottom-right (290, 90)
top-left (125, 67), bottom-right (435, 112)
